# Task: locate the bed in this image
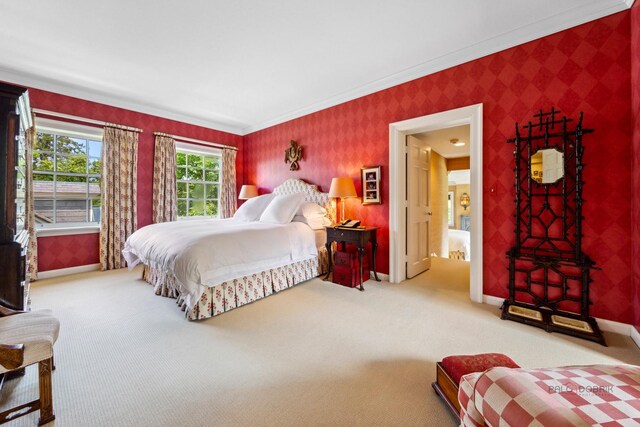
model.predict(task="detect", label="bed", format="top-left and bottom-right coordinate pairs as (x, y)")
top-left (448, 229), bottom-right (471, 261)
top-left (124, 179), bottom-right (335, 320)
top-left (459, 364), bottom-right (640, 426)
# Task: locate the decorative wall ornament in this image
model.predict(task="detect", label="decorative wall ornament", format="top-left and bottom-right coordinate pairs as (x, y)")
top-left (284, 140), bottom-right (303, 171)
top-left (502, 108), bottom-right (604, 345)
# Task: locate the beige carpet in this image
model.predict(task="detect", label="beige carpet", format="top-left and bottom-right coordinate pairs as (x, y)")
top-left (2, 258), bottom-right (639, 426)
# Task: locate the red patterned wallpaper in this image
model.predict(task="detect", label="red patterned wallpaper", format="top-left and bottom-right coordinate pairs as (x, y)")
top-left (27, 89), bottom-right (243, 272)
top-left (244, 12), bottom-right (634, 323)
top-left (37, 234), bottom-right (100, 272)
top-left (631, 1), bottom-right (640, 330)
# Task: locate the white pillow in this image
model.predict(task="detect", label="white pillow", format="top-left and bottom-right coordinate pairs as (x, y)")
top-left (296, 202), bottom-right (327, 218)
top-left (260, 193), bottom-right (305, 224)
top-left (292, 215), bottom-right (332, 230)
top-left (233, 194), bottom-right (275, 222)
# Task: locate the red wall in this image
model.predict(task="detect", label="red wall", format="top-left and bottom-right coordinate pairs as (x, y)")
top-left (244, 12), bottom-right (634, 323)
top-left (28, 90), bottom-right (243, 272)
top-left (37, 233), bottom-right (100, 272)
top-left (631, 1), bottom-right (640, 332)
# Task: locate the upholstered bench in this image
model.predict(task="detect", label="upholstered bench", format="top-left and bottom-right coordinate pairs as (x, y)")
top-left (432, 353), bottom-right (519, 420)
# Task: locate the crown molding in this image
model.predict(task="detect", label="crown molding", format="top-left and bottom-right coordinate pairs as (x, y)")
top-left (0, 65), bottom-right (245, 136)
top-left (0, 0), bottom-right (631, 137)
top-left (243, 0), bottom-right (631, 134)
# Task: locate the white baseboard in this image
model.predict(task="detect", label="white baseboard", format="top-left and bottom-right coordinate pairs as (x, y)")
top-left (482, 294), bottom-right (634, 337)
top-left (36, 265), bottom-right (382, 282)
top-left (372, 271), bottom-right (390, 282)
top-left (596, 318), bottom-right (633, 336)
top-left (631, 327), bottom-right (640, 349)
top-left (483, 295), bottom-right (504, 307)
top-left (37, 263), bottom-right (101, 280)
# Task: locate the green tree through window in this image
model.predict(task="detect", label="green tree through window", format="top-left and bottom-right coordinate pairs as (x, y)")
top-left (176, 149), bottom-right (220, 218)
top-left (33, 131), bottom-right (102, 225)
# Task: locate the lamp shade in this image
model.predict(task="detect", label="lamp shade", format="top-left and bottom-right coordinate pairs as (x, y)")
top-left (238, 185), bottom-right (259, 200)
top-left (328, 177), bottom-right (357, 198)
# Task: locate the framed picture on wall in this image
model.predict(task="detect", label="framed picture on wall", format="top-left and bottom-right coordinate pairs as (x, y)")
top-left (361, 165), bottom-right (381, 205)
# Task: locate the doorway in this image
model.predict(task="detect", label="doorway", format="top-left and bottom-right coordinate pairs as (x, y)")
top-left (388, 104), bottom-right (483, 303)
top-left (408, 126), bottom-right (471, 278)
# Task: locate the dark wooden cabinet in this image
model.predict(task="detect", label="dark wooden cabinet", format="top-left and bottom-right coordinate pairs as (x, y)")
top-left (323, 226), bottom-right (381, 290)
top-left (0, 82), bottom-right (31, 311)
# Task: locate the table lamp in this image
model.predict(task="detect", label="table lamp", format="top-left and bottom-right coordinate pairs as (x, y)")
top-left (329, 177), bottom-right (357, 222)
top-left (238, 185), bottom-right (258, 200)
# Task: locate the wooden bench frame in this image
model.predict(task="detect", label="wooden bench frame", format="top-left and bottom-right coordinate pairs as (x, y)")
top-left (0, 357), bottom-right (54, 425)
top-left (0, 305), bottom-right (56, 426)
top-left (432, 362), bottom-right (461, 422)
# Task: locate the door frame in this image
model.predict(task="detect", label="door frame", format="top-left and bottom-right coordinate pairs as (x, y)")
top-left (388, 103), bottom-right (483, 303)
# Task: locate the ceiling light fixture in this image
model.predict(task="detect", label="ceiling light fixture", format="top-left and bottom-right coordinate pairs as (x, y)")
top-left (450, 138), bottom-right (465, 147)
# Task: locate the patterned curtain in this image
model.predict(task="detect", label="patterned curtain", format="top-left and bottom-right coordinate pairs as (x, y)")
top-left (100, 125), bottom-right (139, 270)
top-left (25, 120), bottom-right (38, 281)
top-left (152, 133), bottom-right (177, 223)
top-left (219, 148), bottom-right (237, 218)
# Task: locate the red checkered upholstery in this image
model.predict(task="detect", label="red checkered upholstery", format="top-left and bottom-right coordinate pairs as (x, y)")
top-left (441, 353), bottom-right (520, 385)
top-left (459, 364), bottom-right (640, 426)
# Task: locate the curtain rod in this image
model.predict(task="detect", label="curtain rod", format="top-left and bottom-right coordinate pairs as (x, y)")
top-left (33, 108), bottom-right (143, 133)
top-left (154, 131), bottom-right (238, 151)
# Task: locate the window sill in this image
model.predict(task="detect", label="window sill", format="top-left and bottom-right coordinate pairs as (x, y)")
top-left (36, 225), bottom-right (100, 237)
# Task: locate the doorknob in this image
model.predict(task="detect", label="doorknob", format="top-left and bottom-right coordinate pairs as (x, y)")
top-left (427, 212), bottom-right (432, 216)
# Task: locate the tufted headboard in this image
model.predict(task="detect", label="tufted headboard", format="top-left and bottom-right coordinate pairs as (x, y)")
top-left (273, 178), bottom-right (336, 222)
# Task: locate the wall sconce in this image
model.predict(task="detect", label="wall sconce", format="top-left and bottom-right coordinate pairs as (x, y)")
top-left (460, 193), bottom-right (470, 210)
top-left (238, 185), bottom-right (258, 200)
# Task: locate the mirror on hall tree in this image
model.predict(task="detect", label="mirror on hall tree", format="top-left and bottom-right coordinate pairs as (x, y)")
top-left (530, 148), bottom-right (564, 184)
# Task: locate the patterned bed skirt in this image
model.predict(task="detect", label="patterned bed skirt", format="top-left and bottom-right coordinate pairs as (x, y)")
top-left (142, 246), bottom-right (329, 320)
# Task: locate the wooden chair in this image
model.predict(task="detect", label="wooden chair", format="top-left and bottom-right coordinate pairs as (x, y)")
top-left (0, 305), bottom-right (59, 425)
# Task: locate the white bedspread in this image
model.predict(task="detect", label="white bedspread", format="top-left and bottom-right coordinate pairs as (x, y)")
top-left (448, 229), bottom-right (471, 260)
top-left (123, 219), bottom-right (317, 309)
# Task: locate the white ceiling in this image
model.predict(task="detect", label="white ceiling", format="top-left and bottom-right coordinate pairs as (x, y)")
top-left (414, 125), bottom-right (471, 159)
top-left (0, 0), bottom-right (632, 135)
top-left (449, 170), bottom-right (471, 185)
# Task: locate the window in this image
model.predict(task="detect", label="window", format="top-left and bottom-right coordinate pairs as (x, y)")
top-left (176, 144), bottom-right (221, 218)
top-left (447, 191), bottom-right (455, 227)
top-left (33, 120), bottom-right (102, 227)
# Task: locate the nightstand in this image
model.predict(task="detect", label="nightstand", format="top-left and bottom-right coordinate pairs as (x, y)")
top-left (323, 226), bottom-right (381, 290)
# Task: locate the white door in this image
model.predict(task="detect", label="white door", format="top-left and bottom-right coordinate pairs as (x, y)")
top-left (406, 135), bottom-right (431, 278)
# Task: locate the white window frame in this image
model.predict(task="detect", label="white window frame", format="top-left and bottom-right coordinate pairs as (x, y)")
top-left (33, 118), bottom-right (103, 235)
top-left (447, 190), bottom-right (455, 227)
top-left (176, 142), bottom-right (222, 220)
